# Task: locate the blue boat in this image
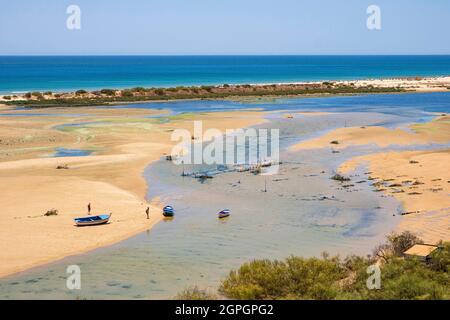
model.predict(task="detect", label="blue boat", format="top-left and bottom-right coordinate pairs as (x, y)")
top-left (74, 214), bottom-right (111, 227)
top-left (163, 206), bottom-right (174, 217)
top-left (218, 209), bottom-right (231, 219)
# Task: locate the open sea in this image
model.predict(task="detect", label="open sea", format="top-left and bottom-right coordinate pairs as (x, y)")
top-left (1, 55), bottom-right (450, 94)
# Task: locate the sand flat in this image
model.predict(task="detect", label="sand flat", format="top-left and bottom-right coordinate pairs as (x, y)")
top-left (0, 107), bottom-right (265, 277)
top-left (291, 115), bottom-right (449, 243)
top-left (291, 115), bottom-right (450, 151)
top-left (340, 149), bottom-right (450, 243)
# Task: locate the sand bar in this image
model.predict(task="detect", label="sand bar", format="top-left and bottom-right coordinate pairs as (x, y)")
top-left (0, 107), bottom-right (265, 277)
top-left (340, 149), bottom-right (450, 243)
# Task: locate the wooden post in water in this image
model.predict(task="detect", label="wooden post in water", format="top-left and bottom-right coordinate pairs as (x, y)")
top-left (182, 160), bottom-right (185, 177)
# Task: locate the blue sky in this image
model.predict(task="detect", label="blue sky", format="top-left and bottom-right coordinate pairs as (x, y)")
top-left (0, 0), bottom-right (449, 55)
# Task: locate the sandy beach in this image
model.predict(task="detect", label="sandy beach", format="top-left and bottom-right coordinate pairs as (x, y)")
top-left (291, 115), bottom-right (450, 151)
top-left (0, 105), bottom-right (265, 277)
top-left (333, 76), bottom-right (450, 92)
top-left (293, 115), bottom-right (450, 243)
top-left (340, 149), bottom-right (450, 243)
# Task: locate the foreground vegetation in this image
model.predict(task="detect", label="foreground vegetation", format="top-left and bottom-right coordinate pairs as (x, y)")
top-left (177, 232), bottom-right (449, 300)
top-left (2, 82), bottom-right (405, 108)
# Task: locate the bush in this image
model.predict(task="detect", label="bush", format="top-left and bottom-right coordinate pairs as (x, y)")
top-left (373, 231), bottom-right (423, 261)
top-left (219, 256), bottom-right (345, 300)
top-left (154, 89), bottom-right (165, 96)
top-left (100, 89), bottom-right (116, 96)
top-left (131, 87), bottom-right (146, 93)
top-left (175, 286), bottom-right (217, 300)
top-left (121, 90), bottom-right (134, 98)
top-left (200, 86), bottom-right (213, 92)
top-left (2, 95), bottom-right (11, 100)
top-left (44, 209), bottom-right (58, 216)
top-left (331, 173), bottom-right (350, 182)
top-left (75, 90), bottom-right (87, 95)
top-left (362, 258), bottom-right (449, 300)
top-left (429, 242), bottom-right (450, 272)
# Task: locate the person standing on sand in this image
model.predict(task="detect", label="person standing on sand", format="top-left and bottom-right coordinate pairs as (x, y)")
top-left (88, 202), bottom-right (91, 215)
top-left (146, 207), bottom-right (150, 219)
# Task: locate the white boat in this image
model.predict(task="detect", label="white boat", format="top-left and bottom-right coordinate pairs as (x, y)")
top-left (74, 214), bottom-right (111, 227)
top-left (218, 209), bottom-right (231, 219)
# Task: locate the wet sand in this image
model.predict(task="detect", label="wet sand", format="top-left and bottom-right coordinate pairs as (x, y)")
top-left (293, 115), bottom-right (450, 243)
top-left (340, 149), bottom-right (450, 243)
top-left (291, 115), bottom-right (450, 151)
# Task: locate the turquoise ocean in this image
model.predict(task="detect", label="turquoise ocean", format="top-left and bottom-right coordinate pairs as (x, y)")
top-left (1, 55), bottom-right (450, 94)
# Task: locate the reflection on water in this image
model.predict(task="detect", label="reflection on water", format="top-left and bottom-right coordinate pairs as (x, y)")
top-left (50, 148), bottom-right (93, 158)
top-left (0, 93), bottom-right (449, 299)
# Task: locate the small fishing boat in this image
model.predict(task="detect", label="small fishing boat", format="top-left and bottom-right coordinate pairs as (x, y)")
top-left (163, 205), bottom-right (174, 217)
top-left (218, 209), bottom-right (231, 219)
top-left (260, 160), bottom-right (273, 167)
top-left (74, 214), bottom-right (111, 227)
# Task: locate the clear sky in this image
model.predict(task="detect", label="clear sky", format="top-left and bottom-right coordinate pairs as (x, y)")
top-left (0, 0), bottom-right (449, 55)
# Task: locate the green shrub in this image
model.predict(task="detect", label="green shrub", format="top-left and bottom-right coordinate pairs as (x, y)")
top-left (75, 89), bottom-right (87, 95)
top-left (331, 173), bottom-right (350, 182)
top-left (179, 233), bottom-right (450, 300)
top-left (44, 209), bottom-right (58, 216)
top-left (121, 90), bottom-right (134, 98)
top-left (429, 242), bottom-right (450, 272)
top-left (31, 92), bottom-right (44, 99)
top-left (154, 89), bottom-right (165, 96)
top-left (175, 286), bottom-right (217, 300)
top-left (100, 89), bottom-right (116, 96)
top-left (219, 256), bottom-right (345, 300)
top-left (200, 86), bottom-right (213, 92)
top-left (132, 87), bottom-right (147, 93)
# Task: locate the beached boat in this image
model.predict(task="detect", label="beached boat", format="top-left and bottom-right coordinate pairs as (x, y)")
top-left (74, 214), bottom-right (111, 227)
top-left (218, 209), bottom-right (231, 219)
top-left (163, 205), bottom-right (174, 217)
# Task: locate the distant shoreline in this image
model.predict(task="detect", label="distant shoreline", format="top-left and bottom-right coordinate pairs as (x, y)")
top-left (1, 76), bottom-right (449, 108)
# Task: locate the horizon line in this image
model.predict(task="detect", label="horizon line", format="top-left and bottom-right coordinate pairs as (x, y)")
top-left (2, 54), bottom-right (450, 57)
